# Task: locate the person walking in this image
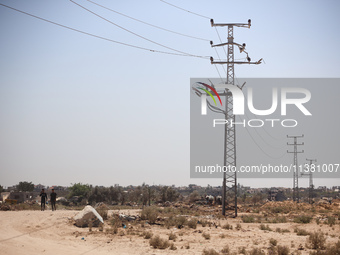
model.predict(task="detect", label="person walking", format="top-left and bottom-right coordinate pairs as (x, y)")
top-left (40, 189), bottom-right (48, 211)
top-left (50, 189), bottom-right (57, 211)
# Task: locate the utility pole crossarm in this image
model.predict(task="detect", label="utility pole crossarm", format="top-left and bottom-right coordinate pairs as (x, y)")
top-left (211, 57), bottom-right (263, 65)
top-left (210, 19), bottom-right (251, 28)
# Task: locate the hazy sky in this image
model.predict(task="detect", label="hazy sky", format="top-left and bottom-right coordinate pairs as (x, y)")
top-left (0, 0), bottom-right (339, 188)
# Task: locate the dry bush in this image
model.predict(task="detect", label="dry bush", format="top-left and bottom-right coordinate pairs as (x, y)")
top-left (236, 223), bottom-right (242, 230)
top-left (187, 219), bottom-right (197, 229)
top-left (169, 242), bottom-right (177, 250)
top-left (242, 215), bottom-right (255, 223)
top-left (221, 245), bottom-right (230, 254)
top-left (249, 247), bottom-right (265, 255)
top-left (149, 235), bottom-right (170, 249)
top-left (219, 233), bottom-right (226, 238)
top-left (277, 245), bottom-right (290, 255)
top-left (238, 247), bottom-right (247, 254)
top-left (293, 215), bottom-right (312, 224)
top-left (143, 231), bottom-right (153, 239)
top-left (222, 223), bottom-right (233, 230)
top-left (141, 206), bottom-right (159, 224)
top-left (326, 216), bottom-right (336, 227)
top-left (200, 220), bottom-right (211, 227)
top-left (259, 224), bottom-right (272, 231)
top-left (269, 238), bottom-right (278, 246)
top-left (269, 216), bottom-right (287, 223)
top-left (275, 227), bottom-right (290, 233)
top-left (202, 248), bottom-right (219, 255)
top-left (168, 232), bottom-right (177, 241)
top-left (294, 227), bottom-right (310, 236)
top-left (307, 231), bottom-right (326, 250)
top-left (165, 216), bottom-right (187, 228)
top-left (202, 232), bottom-right (211, 240)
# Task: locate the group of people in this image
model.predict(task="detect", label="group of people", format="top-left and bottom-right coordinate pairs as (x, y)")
top-left (39, 188), bottom-right (57, 211)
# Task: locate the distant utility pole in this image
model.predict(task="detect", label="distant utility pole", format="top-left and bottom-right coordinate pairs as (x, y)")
top-left (287, 135), bottom-right (304, 203)
top-left (209, 19), bottom-right (262, 217)
top-left (302, 158), bottom-right (316, 204)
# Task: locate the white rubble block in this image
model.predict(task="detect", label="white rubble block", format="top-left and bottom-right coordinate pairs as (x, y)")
top-left (73, 205), bottom-right (104, 227)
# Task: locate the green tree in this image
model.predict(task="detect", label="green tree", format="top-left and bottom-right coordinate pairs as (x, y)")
top-left (0, 185), bottom-right (4, 193)
top-left (17, 181), bottom-right (34, 192)
top-left (68, 183), bottom-right (91, 199)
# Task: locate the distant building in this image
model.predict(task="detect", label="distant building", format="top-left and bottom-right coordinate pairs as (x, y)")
top-left (2, 191), bottom-right (36, 203)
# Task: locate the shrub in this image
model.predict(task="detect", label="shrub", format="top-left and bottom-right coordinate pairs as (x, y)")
top-left (168, 232), bottom-right (177, 241)
top-left (242, 215), bottom-right (255, 223)
top-left (259, 224), bottom-right (272, 231)
top-left (169, 242), bottom-right (177, 250)
top-left (239, 247), bottom-right (247, 254)
top-left (275, 227), bottom-right (290, 233)
top-left (249, 247), bottom-right (265, 255)
top-left (141, 206), bottom-right (159, 224)
top-left (221, 245), bottom-right (230, 254)
top-left (269, 238), bottom-right (278, 246)
top-left (222, 223), bottom-right (233, 230)
top-left (176, 216), bottom-right (187, 228)
top-left (202, 248), bottom-right (219, 255)
top-left (187, 219), bottom-right (197, 229)
top-left (270, 216), bottom-right (287, 223)
top-left (149, 235), bottom-right (170, 249)
top-left (326, 216), bottom-right (336, 226)
top-left (236, 223), bottom-right (242, 230)
top-left (294, 227), bottom-right (309, 236)
top-left (307, 231), bottom-right (326, 250)
top-left (277, 245), bottom-right (290, 255)
top-left (293, 215), bottom-right (312, 224)
top-left (143, 231), bottom-right (153, 239)
top-left (202, 232), bottom-right (211, 240)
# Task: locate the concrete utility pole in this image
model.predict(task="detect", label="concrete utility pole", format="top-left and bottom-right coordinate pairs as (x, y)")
top-left (209, 19), bottom-right (262, 217)
top-left (287, 135), bottom-right (304, 202)
top-left (302, 158), bottom-right (316, 204)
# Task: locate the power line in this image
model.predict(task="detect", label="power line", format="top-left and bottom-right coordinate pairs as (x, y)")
top-left (0, 3), bottom-right (208, 59)
top-left (243, 111), bottom-right (286, 150)
top-left (239, 116), bottom-right (287, 159)
top-left (159, 0), bottom-right (211, 20)
top-left (70, 0), bottom-right (209, 58)
top-left (85, 0), bottom-right (210, 42)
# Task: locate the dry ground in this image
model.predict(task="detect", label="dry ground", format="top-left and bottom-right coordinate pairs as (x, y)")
top-left (0, 205), bottom-right (339, 255)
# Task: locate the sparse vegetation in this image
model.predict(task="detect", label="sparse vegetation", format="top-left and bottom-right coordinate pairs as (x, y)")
top-left (249, 247), bottom-right (265, 255)
top-left (277, 245), bottom-right (290, 255)
top-left (141, 206), bottom-right (159, 224)
top-left (202, 248), bottom-right (219, 255)
top-left (168, 232), bottom-right (177, 241)
top-left (294, 215), bottom-right (312, 224)
top-left (236, 223), bottom-right (242, 230)
top-left (307, 231), bottom-right (326, 250)
top-left (221, 245), bottom-right (230, 254)
top-left (169, 242), bottom-right (177, 250)
top-left (326, 216), bottom-right (336, 226)
top-left (187, 219), bottom-right (197, 229)
top-left (275, 227), bottom-right (290, 233)
top-left (294, 227), bottom-right (310, 236)
top-left (149, 235), bottom-right (170, 249)
top-left (143, 231), bottom-right (153, 239)
top-left (222, 223), bottom-right (233, 230)
top-left (202, 232), bottom-right (211, 240)
top-left (242, 215), bottom-right (255, 223)
top-left (259, 224), bottom-right (272, 231)
top-left (269, 238), bottom-right (278, 246)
